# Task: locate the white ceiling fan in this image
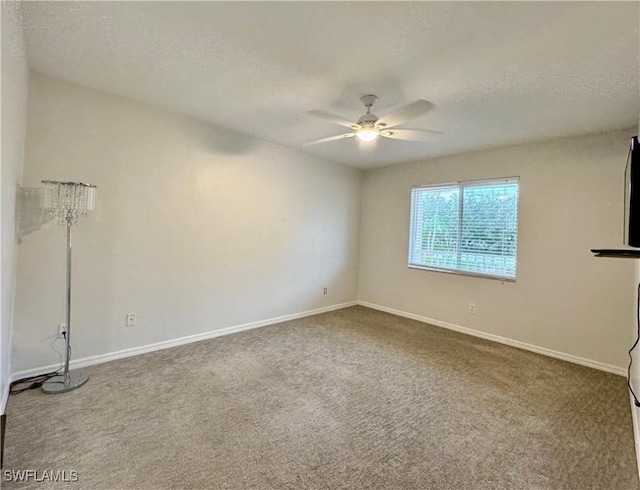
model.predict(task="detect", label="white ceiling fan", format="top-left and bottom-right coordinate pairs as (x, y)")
top-left (304, 95), bottom-right (439, 146)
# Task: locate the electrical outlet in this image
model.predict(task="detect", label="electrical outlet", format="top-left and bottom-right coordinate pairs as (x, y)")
top-left (468, 303), bottom-right (476, 314)
top-left (126, 313), bottom-right (136, 327)
top-left (323, 287), bottom-right (328, 295)
top-left (58, 323), bottom-right (67, 338)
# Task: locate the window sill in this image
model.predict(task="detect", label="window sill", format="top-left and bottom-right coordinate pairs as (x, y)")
top-left (408, 264), bottom-right (517, 283)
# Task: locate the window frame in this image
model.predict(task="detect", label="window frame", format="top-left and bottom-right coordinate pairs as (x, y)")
top-left (407, 176), bottom-right (520, 282)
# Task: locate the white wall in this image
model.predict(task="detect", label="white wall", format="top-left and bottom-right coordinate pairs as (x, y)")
top-left (359, 130), bottom-right (636, 370)
top-left (12, 72), bottom-right (361, 373)
top-left (1, 2), bottom-right (28, 412)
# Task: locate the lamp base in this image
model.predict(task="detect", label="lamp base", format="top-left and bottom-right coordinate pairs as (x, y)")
top-left (41, 370), bottom-right (89, 394)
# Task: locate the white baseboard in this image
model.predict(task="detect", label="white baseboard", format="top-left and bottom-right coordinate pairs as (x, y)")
top-left (10, 301), bottom-right (357, 382)
top-left (357, 300), bottom-right (626, 377)
top-left (1, 384), bottom-right (9, 415)
top-left (11, 299), bottom-right (625, 382)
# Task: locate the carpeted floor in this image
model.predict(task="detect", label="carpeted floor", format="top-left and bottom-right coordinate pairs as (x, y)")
top-left (4, 306), bottom-right (639, 489)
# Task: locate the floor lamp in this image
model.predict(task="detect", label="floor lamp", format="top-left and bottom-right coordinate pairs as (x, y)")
top-left (41, 180), bottom-right (97, 394)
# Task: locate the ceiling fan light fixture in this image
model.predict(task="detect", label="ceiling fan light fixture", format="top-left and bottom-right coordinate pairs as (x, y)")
top-left (357, 128), bottom-right (379, 142)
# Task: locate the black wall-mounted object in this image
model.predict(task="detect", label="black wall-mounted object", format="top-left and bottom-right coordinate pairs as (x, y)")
top-left (592, 136), bottom-right (640, 259)
top-left (591, 248), bottom-right (640, 258)
top-left (625, 136), bottom-right (640, 247)
top-left (1, 413), bottom-right (5, 469)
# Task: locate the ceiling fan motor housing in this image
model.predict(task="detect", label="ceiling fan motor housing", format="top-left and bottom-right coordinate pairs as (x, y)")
top-left (357, 94), bottom-right (380, 128)
top-left (357, 113), bottom-right (379, 128)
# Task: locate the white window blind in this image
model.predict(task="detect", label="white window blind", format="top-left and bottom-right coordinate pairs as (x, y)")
top-left (408, 178), bottom-right (519, 280)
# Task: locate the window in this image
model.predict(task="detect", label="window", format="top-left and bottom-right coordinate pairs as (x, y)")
top-left (408, 178), bottom-right (519, 280)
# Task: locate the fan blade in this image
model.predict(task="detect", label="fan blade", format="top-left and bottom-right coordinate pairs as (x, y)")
top-left (381, 129), bottom-right (441, 142)
top-left (308, 110), bottom-right (358, 129)
top-left (303, 133), bottom-right (356, 146)
top-left (378, 100), bottom-right (433, 129)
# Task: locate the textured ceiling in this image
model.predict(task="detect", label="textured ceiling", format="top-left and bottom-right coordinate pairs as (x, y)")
top-left (21, 2), bottom-right (640, 169)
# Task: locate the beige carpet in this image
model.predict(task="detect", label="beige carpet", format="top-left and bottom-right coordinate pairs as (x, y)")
top-left (4, 306), bottom-right (639, 489)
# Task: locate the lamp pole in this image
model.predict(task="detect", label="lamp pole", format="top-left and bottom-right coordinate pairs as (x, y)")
top-left (63, 215), bottom-right (72, 382)
top-left (41, 181), bottom-right (95, 394)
